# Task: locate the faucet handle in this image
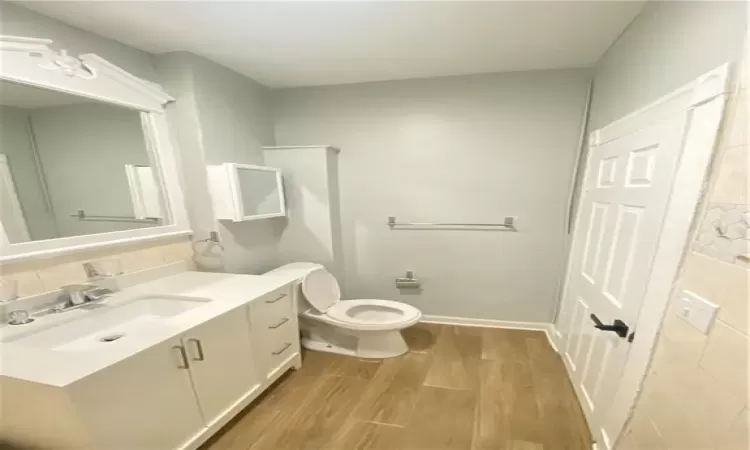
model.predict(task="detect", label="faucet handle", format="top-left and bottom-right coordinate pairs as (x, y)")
top-left (83, 262), bottom-right (100, 279)
top-left (8, 309), bottom-right (33, 325)
top-left (61, 284), bottom-right (95, 306)
top-left (83, 259), bottom-right (122, 280)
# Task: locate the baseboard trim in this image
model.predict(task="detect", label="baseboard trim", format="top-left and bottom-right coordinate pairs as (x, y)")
top-left (420, 315), bottom-right (559, 353)
top-left (421, 314), bottom-right (548, 330)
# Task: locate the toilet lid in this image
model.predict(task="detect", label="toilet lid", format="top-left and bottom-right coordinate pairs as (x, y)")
top-left (301, 268), bottom-right (341, 313)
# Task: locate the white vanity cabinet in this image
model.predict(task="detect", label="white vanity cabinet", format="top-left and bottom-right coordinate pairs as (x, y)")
top-left (0, 281), bottom-right (302, 450)
top-left (62, 306), bottom-right (260, 449)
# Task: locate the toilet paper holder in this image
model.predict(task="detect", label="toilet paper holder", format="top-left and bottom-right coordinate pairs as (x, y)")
top-left (396, 271), bottom-right (421, 289)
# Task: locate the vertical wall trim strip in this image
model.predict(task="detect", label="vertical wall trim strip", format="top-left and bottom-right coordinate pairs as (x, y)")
top-left (551, 78), bottom-right (594, 326)
top-left (26, 115), bottom-right (60, 237)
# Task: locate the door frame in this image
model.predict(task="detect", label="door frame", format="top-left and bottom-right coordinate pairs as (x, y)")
top-left (0, 154), bottom-right (31, 243)
top-left (553, 63), bottom-right (731, 449)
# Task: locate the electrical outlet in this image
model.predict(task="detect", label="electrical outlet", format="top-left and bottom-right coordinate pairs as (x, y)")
top-left (677, 290), bottom-right (719, 334)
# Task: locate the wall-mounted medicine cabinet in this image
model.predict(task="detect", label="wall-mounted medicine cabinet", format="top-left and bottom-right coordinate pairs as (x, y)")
top-left (207, 163), bottom-right (286, 222)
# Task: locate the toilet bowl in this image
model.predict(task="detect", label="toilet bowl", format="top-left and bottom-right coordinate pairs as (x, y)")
top-left (264, 263), bottom-right (421, 358)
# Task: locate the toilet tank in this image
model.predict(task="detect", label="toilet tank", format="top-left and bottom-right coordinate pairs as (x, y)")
top-left (263, 262), bottom-right (324, 313)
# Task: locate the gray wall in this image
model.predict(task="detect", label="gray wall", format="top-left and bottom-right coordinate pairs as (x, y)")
top-left (273, 69), bottom-right (591, 323)
top-left (154, 52), bottom-right (217, 246)
top-left (191, 56), bottom-right (276, 164)
top-left (589, 0), bottom-right (747, 130)
top-left (0, 106), bottom-right (57, 241)
top-left (155, 53), bottom-right (279, 274)
top-left (191, 54), bottom-right (279, 274)
top-left (264, 146), bottom-right (346, 286)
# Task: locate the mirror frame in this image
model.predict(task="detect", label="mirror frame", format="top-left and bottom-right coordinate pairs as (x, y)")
top-left (0, 35), bottom-right (191, 262)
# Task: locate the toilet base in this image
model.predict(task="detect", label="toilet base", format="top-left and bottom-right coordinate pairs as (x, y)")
top-left (300, 318), bottom-right (410, 359)
top-left (355, 331), bottom-right (409, 358)
top-left (301, 337), bottom-right (357, 357)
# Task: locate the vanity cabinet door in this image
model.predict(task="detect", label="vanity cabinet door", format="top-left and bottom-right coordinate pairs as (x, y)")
top-left (67, 337), bottom-right (205, 450)
top-left (183, 306), bottom-right (260, 426)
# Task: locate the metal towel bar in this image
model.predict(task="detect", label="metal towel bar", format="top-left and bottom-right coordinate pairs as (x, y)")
top-left (387, 216), bottom-right (516, 231)
top-left (70, 209), bottom-right (159, 224)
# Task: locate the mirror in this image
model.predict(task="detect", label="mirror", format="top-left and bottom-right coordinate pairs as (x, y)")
top-left (0, 80), bottom-right (169, 244)
top-left (237, 166), bottom-right (285, 218)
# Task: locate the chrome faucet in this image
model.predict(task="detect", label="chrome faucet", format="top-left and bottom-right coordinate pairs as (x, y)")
top-left (51, 284), bottom-right (113, 312)
top-left (63, 284), bottom-right (96, 306)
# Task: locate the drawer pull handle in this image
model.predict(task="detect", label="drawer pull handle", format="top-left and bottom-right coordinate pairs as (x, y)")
top-left (269, 318), bottom-right (289, 329)
top-left (266, 293), bottom-right (287, 304)
top-left (172, 345), bottom-right (190, 369)
top-left (187, 338), bottom-right (205, 361)
top-left (272, 343), bottom-right (292, 355)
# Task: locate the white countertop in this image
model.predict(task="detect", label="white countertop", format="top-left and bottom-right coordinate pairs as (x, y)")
top-left (0, 271), bottom-right (295, 387)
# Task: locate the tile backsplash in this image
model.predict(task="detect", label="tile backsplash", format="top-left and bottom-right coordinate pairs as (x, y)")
top-left (694, 203), bottom-right (750, 266)
top-left (0, 237), bottom-right (194, 300)
top-left (617, 53), bottom-right (749, 449)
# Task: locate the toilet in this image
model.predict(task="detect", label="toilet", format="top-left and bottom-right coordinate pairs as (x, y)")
top-left (264, 262), bottom-right (421, 358)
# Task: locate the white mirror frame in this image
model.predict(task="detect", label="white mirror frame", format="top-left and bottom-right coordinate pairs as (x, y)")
top-left (0, 36), bottom-right (190, 262)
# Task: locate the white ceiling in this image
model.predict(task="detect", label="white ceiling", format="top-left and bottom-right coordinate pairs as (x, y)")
top-left (20, 1), bottom-right (645, 88)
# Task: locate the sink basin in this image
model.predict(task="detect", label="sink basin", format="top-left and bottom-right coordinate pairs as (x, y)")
top-left (8, 295), bottom-right (211, 351)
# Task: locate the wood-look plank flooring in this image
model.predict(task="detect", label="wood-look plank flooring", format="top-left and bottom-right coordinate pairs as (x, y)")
top-left (201, 324), bottom-right (592, 450)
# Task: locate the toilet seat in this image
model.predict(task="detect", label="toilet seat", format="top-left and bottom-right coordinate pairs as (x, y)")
top-left (302, 300), bottom-right (421, 331)
top-left (301, 268), bottom-right (421, 331)
top-left (327, 300), bottom-right (421, 330)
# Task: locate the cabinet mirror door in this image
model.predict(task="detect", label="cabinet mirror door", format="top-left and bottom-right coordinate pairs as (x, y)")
top-left (234, 165), bottom-right (285, 220)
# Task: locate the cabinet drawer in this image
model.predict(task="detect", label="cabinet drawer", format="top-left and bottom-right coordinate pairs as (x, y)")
top-left (264, 320), bottom-right (299, 376)
top-left (256, 286), bottom-right (294, 327)
top-left (263, 315), bottom-right (296, 333)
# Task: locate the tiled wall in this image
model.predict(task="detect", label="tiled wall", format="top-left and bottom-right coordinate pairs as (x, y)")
top-left (0, 237), bottom-right (194, 299)
top-left (617, 55), bottom-right (749, 448)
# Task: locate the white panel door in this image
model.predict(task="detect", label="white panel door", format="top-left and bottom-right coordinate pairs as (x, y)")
top-left (183, 306), bottom-right (261, 426)
top-left (562, 114), bottom-right (688, 440)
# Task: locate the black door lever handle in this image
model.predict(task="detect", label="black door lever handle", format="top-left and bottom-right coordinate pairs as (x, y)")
top-left (590, 314), bottom-right (629, 338)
